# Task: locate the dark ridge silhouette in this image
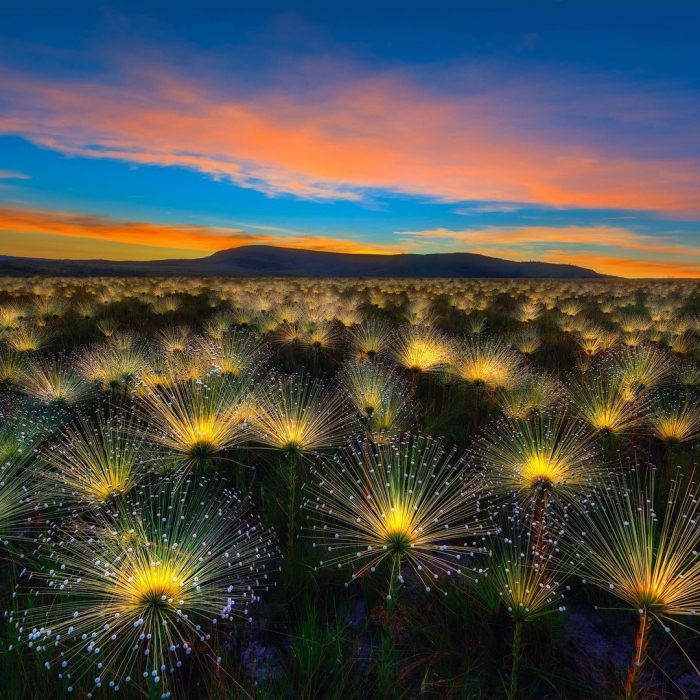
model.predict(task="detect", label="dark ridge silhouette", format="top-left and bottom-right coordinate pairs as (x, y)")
top-left (0, 245), bottom-right (607, 278)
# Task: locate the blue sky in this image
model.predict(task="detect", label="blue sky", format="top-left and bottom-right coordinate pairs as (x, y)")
top-left (1, 0), bottom-right (699, 275)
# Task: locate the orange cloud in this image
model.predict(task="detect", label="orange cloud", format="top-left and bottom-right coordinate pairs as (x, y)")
top-left (398, 225), bottom-right (700, 277)
top-left (1, 58), bottom-right (699, 213)
top-left (398, 225), bottom-right (700, 257)
top-left (0, 206), bottom-right (397, 259)
top-left (2, 206), bottom-right (696, 276)
top-left (541, 251), bottom-right (700, 278)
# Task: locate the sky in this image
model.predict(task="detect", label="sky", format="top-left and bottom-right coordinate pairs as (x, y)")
top-left (1, 1), bottom-right (700, 276)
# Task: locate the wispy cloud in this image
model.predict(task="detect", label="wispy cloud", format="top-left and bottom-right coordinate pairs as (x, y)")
top-left (396, 225), bottom-right (700, 277)
top-left (1, 47), bottom-right (699, 213)
top-left (0, 170), bottom-right (30, 179)
top-left (0, 205), bottom-right (397, 258)
top-left (397, 225), bottom-right (700, 256)
top-left (2, 204), bottom-right (698, 275)
top-left (541, 251), bottom-right (700, 278)
top-left (453, 203), bottom-right (528, 214)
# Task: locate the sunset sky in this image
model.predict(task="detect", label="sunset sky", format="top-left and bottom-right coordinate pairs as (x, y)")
top-left (1, 1), bottom-right (700, 276)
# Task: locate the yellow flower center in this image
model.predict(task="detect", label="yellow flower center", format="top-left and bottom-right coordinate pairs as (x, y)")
top-left (126, 564), bottom-right (183, 611)
top-left (382, 504), bottom-right (417, 553)
top-left (520, 454), bottom-right (565, 487)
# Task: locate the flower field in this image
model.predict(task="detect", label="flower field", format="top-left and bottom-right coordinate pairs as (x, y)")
top-left (0, 276), bottom-right (699, 699)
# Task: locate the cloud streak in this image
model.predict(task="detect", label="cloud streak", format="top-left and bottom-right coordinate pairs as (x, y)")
top-left (1, 49), bottom-right (700, 213)
top-left (0, 170), bottom-right (30, 179)
top-left (541, 251), bottom-right (700, 278)
top-left (398, 225), bottom-right (700, 277)
top-left (0, 205), bottom-right (397, 258)
top-left (3, 205), bottom-right (697, 276)
top-left (397, 225), bottom-right (700, 257)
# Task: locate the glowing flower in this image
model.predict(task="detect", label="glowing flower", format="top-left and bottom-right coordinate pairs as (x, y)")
top-left (14, 477), bottom-right (278, 697)
top-left (648, 394), bottom-right (700, 446)
top-left (478, 413), bottom-right (599, 503)
top-left (347, 318), bottom-right (392, 361)
top-left (567, 370), bottom-right (648, 436)
top-left (391, 324), bottom-right (453, 376)
top-left (305, 435), bottom-right (493, 593)
top-left (0, 419), bottom-right (44, 546)
top-left (20, 356), bottom-right (90, 405)
top-left (496, 372), bottom-right (562, 420)
top-left (250, 372), bottom-right (353, 454)
top-left (566, 469), bottom-right (700, 693)
top-left (139, 374), bottom-right (250, 467)
top-left (46, 408), bottom-right (148, 504)
top-left (7, 323), bottom-right (51, 352)
top-left (453, 337), bottom-right (523, 392)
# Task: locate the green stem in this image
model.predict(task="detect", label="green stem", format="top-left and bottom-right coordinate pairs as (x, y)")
top-left (508, 620), bottom-right (523, 700)
top-left (378, 555), bottom-right (402, 699)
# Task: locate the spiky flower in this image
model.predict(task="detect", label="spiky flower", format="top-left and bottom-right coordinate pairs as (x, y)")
top-left (0, 345), bottom-right (28, 383)
top-left (341, 361), bottom-right (413, 443)
top-left (254, 310), bottom-right (281, 335)
top-left (453, 337), bottom-right (523, 391)
top-left (496, 372), bottom-right (562, 420)
top-left (513, 301), bottom-right (542, 324)
top-left (75, 342), bottom-right (147, 390)
top-left (467, 315), bottom-right (488, 335)
top-left (367, 391), bottom-right (415, 444)
top-left (150, 294), bottom-right (181, 314)
top-left (573, 323), bottom-right (607, 357)
top-left (154, 326), bottom-right (191, 354)
top-left (20, 356), bottom-right (90, 405)
top-left (567, 370), bottom-right (648, 436)
top-left (0, 302), bottom-right (25, 329)
top-left (478, 413), bottom-right (599, 503)
top-left (250, 372), bottom-right (353, 454)
top-left (341, 361), bottom-right (405, 417)
top-left (667, 330), bottom-right (695, 356)
top-left (487, 508), bottom-right (570, 700)
top-left (648, 394), bottom-right (700, 446)
top-left (559, 300), bottom-right (584, 317)
top-left (487, 510), bottom-right (568, 623)
top-left (271, 322), bottom-right (305, 349)
top-left (509, 325), bottom-right (542, 356)
top-left (165, 350), bottom-right (210, 384)
top-left (96, 318), bottom-right (119, 337)
top-left (31, 294), bottom-right (70, 321)
top-left (613, 344), bottom-right (674, 396)
top-left (391, 324), bottom-right (453, 376)
top-left (15, 477), bottom-right (278, 697)
top-left (107, 331), bottom-right (142, 352)
top-left (305, 435), bottom-right (493, 593)
top-left (198, 329), bottom-right (268, 378)
top-left (0, 419), bottom-right (44, 546)
top-left (303, 321), bottom-right (342, 353)
top-left (74, 299), bottom-right (100, 320)
top-left (6, 323), bottom-right (51, 352)
top-left (566, 469), bottom-right (700, 688)
top-left (677, 362), bottom-right (700, 390)
top-left (46, 409), bottom-right (148, 504)
top-left (203, 311), bottom-right (234, 340)
top-left (139, 374), bottom-right (250, 467)
top-left (347, 318), bottom-right (392, 360)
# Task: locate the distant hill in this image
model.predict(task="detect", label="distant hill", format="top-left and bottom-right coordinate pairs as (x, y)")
top-left (0, 245), bottom-right (606, 278)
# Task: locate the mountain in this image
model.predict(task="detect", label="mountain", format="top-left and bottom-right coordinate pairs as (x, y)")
top-left (0, 246), bottom-right (606, 278)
